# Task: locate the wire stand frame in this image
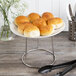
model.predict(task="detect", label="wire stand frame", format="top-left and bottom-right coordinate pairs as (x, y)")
top-left (22, 37), bottom-right (55, 68)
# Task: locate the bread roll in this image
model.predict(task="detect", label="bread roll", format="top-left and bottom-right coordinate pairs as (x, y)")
top-left (14, 16), bottom-right (29, 26)
top-left (47, 18), bottom-right (63, 29)
top-left (33, 18), bottom-right (47, 27)
top-left (39, 25), bottom-right (54, 36)
top-left (18, 22), bottom-right (33, 34)
top-left (24, 25), bottom-right (40, 37)
top-left (42, 12), bottom-right (54, 21)
top-left (28, 13), bottom-right (40, 22)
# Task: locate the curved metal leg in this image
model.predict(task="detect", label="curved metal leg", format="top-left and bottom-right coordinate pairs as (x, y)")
top-left (21, 37), bottom-right (56, 68)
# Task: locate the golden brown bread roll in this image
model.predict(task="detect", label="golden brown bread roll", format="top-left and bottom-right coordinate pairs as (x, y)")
top-left (24, 25), bottom-right (40, 37)
top-left (28, 13), bottom-right (40, 22)
top-left (39, 25), bottom-right (54, 36)
top-left (18, 22), bottom-right (33, 34)
top-left (14, 16), bottom-right (29, 26)
top-left (33, 18), bottom-right (47, 27)
top-left (47, 17), bottom-right (63, 29)
top-left (42, 12), bottom-right (54, 21)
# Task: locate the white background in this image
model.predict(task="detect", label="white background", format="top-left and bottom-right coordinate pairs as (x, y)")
top-left (0, 0), bottom-right (76, 31)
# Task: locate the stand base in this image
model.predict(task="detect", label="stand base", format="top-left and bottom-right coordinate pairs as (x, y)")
top-left (22, 48), bottom-right (55, 68)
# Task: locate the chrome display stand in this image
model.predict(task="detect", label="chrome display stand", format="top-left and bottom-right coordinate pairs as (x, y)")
top-left (9, 10), bottom-right (65, 68)
top-left (22, 37), bottom-right (55, 68)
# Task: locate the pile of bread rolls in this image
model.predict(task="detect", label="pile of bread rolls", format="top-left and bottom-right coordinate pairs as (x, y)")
top-left (14, 12), bottom-right (64, 37)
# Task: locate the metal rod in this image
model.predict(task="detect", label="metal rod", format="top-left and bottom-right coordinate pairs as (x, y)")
top-left (51, 37), bottom-right (55, 56)
top-left (25, 38), bottom-right (27, 54)
top-left (51, 36), bottom-right (55, 64)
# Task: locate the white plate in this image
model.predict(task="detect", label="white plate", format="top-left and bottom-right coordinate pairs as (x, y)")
top-left (10, 22), bottom-right (65, 39)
